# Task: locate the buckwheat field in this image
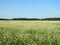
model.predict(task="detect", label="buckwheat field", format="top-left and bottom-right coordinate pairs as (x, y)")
top-left (0, 21), bottom-right (60, 45)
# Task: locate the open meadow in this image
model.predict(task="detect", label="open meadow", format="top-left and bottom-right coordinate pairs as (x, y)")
top-left (0, 21), bottom-right (60, 45)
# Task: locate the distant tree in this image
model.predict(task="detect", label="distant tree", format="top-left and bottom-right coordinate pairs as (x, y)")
top-left (0, 17), bottom-right (60, 20)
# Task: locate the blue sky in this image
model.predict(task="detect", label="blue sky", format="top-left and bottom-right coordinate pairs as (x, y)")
top-left (0, 0), bottom-right (60, 18)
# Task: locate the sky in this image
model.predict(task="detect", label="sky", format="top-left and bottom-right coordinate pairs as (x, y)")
top-left (0, 0), bottom-right (60, 18)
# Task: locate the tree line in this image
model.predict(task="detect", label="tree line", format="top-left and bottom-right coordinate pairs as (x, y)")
top-left (0, 18), bottom-right (60, 20)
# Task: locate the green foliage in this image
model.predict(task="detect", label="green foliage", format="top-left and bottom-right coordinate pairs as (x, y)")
top-left (0, 21), bottom-right (60, 45)
top-left (0, 17), bottom-right (60, 20)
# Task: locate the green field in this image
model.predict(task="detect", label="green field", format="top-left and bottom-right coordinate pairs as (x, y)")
top-left (0, 21), bottom-right (60, 45)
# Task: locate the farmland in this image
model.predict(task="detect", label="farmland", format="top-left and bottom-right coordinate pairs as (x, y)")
top-left (0, 21), bottom-right (60, 45)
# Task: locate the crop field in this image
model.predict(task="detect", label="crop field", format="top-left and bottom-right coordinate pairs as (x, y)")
top-left (0, 21), bottom-right (60, 45)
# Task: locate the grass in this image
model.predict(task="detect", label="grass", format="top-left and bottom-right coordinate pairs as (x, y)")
top-left (0, 21), bottom-right (60, 45)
